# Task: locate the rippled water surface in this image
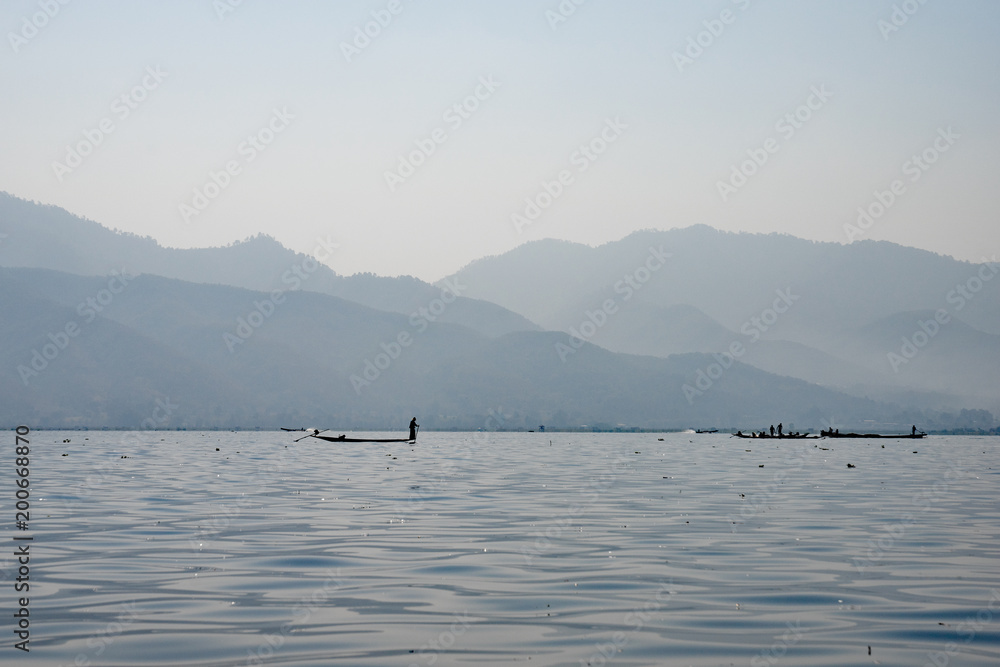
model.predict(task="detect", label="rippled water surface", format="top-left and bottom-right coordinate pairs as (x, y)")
top-left (6, 431), bottom-right (1000, 666)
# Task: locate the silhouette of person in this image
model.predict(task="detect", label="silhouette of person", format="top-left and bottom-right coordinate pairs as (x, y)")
top-left (770, 425), bottom-right (775, 437)
top-left (912, 425), bottom-right (916, 436)
top-left (409, 417), bottom-right (419, 441)
top-left (778, 423), bottom-right (783, 437)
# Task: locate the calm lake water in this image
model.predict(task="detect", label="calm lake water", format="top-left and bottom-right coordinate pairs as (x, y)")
top-left (5, 431), bottom-right (1000, 666)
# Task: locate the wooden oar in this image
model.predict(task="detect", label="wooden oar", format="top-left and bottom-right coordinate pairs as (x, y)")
top-left (294, 429), bottom-right (329, 442)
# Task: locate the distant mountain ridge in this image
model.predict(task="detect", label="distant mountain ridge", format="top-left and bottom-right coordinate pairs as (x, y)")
top-left (443, 226), bottom-right (1000, 412)
top-left (446, 225), bottom-right (1000, 336)
top-left (0, 192), bottom-right (539, 339)
top-left (1, 193), bottom-right (996, 428)
top-left (0, 266), bottom-right (913, 430)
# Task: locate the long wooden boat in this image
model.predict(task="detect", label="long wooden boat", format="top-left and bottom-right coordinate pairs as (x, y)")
top-left (733, 432), bottom-right (818, 439)
top-left (695, 429), bottom-right (718, 433)
top-left (820, 431), bottom-right (926, 439)
top-left (311, 433), bottom-right (414, 443)
top-left (284, 428), bottom-right (416, 443)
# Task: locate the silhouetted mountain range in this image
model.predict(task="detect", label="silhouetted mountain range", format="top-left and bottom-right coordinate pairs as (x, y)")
top-left (0, 193), bottom-right (538, 339)
top-left (1, 193), bottom-right (995, 430)
top-left (1, 266), bottom-right (901, 430)
top-left (445, 226), bottom-right (1000, 412)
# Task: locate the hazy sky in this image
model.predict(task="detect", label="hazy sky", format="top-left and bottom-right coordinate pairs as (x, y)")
top-left (3, 0), bottom-right (998, 281)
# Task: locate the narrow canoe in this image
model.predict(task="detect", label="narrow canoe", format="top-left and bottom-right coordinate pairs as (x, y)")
top-left (733, 433), bottom-right (818, 439)
top-left (311, 434), bottom-right (414, 443)
top-left (821, 432), bottom-right (926, 438)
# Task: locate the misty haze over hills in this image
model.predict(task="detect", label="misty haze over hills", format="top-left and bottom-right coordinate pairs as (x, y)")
top-left (0, 193), bottom-right (537, 340)
top-left (1, 193), bottom-right (996, 431)
top-left (446, 227), bottom-right (1000, 413)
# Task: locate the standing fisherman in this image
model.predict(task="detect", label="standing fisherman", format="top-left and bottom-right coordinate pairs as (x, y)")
top-left (409, 417), bottom-right (419, 441)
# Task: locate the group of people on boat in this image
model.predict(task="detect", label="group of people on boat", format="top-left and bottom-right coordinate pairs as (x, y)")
top-left (735, 423), bottom-right (805, 438)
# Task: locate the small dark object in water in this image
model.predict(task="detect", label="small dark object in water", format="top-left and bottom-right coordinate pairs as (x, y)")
top-left (847, 463), bottom-right (855, 468)
top-left (758, 464), bottom-right (764, 467)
